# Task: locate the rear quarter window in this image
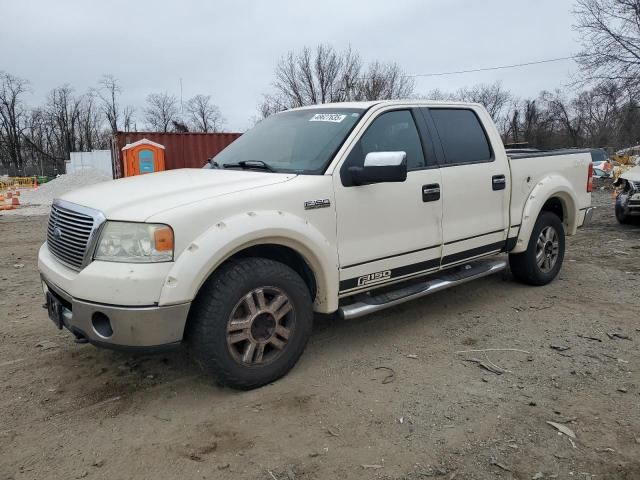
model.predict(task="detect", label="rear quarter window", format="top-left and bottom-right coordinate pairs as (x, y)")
top-left (430, 109), bottom-right (492, 165)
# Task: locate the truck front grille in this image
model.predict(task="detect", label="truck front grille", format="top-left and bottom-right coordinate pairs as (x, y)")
top-left (47, 201), bottom-right (104, 270)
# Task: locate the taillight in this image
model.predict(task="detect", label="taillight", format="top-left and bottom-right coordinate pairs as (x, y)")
top-left (587, 162), bottom-right (593, 192)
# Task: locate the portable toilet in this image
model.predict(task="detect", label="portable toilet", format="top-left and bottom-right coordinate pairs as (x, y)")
top-left (122, 138), bottom-right (166, 177)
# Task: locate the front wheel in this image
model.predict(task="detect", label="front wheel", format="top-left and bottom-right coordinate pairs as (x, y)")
top-left (187, 258), bottom-right (313, 390)
top-left (509, 211), bottom-right (565, 286)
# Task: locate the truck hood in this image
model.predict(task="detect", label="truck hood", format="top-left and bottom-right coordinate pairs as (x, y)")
top-left (60, 169), bottom-right (296, 220)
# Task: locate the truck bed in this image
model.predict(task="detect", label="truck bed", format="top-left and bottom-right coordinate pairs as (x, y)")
top-left (508, 149), bottom-right (592, 239)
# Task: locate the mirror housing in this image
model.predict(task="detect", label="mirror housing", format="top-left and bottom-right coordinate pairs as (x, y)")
top-left (349, 151), bottom-right (407, 186)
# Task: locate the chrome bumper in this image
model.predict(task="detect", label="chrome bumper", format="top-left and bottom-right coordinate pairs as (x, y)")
top-left (42, 277), bottom-right (190, 349)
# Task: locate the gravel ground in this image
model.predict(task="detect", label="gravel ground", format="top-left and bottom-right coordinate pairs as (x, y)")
top-left (1, 187), bottom-right (639, 480)
top-left (0, 169), bottom-right (112, 216)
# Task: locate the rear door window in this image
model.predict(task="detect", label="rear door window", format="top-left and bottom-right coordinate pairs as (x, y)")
top-left (428, 109), bottom-right (492, 165)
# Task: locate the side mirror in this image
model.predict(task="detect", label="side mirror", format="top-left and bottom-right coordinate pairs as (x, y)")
top-left (348, 151), bottom-right (407, 186)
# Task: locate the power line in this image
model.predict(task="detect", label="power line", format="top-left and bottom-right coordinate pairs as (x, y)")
top-left (407, 55), bottom-right (586, 78)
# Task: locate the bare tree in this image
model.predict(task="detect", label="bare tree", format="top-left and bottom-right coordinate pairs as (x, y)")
top-left (543, 90), bottom-right (584, 147)
top-left (77, 91), bottom-right (103, 151)
top-left (144, 92), bottom-right (179, 132)
top-left (422, 88), bottom-right (450, 101)
top-left (46, 84), bottom-right (83, 161)
top-left (355, 61), bottom-right (414, 101)
top-left (97, 74), bottom-right (136, 133)
top-left (0, 71), bottom-right (29, 172)
top-left (455, 82), bottom-right (512, 120)
top-left (23, 107), bottom-right (64, 175)
top-left (98, 74), bottom-right (120, 133)
top-left (123, 105), bottom-right (135, 132)
top-left (186, 94), bottom-right (224, 132)
top-left (422, 82), bottom-right (511, 124)
top-left (574, 0), bottom-right (640, 92)
top-left (259, 44), bottom-right (413, 116)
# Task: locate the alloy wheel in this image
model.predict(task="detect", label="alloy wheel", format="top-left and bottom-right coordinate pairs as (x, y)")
top-left (535, 225), bottom-right (560, 273)
top-left (226, 287), bottom-right (295, 366)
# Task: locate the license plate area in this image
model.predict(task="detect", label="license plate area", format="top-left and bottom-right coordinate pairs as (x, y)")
top-left (46, 291), bottom-right (64, 329)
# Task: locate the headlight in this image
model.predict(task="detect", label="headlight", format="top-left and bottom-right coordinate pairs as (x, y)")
top-left (94, 222), bottom-right (174, 263)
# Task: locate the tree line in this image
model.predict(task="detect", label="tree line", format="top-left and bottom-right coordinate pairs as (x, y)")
top-left (257, 0), bottom-right (640, 151)
top-left (0, 73), bottom-right (225, 175)
top-left (1, 0), bottom-right (638, 175)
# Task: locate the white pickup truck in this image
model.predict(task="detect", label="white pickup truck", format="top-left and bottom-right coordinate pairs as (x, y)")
top-left (39, 100), bottom-right (593, 389)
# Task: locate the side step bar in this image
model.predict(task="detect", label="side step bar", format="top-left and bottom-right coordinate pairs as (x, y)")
top-left (338, 258), bottom-right (507, 320)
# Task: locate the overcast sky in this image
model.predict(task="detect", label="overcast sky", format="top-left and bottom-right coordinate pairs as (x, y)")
top-left (1, 0), bottom-right (581, 132)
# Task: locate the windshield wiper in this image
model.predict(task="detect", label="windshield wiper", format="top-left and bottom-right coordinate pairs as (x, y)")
top-left (222, 160), bottom-right (275, 172)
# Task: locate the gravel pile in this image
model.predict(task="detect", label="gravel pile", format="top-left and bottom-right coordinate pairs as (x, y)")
top-left (1, 169), bottom-right (112, 216)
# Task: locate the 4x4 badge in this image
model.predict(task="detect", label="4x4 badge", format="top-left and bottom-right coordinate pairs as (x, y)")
top-left (304, 199), bottom-right (330, 210)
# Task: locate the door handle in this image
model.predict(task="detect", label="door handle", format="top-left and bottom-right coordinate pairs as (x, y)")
top-left (422, 183), bottom-right (440, 202)
top-left (492, 175), bottom-right (506, 191)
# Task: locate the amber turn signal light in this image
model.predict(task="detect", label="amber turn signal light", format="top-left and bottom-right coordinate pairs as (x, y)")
top-left (154, 226), bottom-right (174, 252)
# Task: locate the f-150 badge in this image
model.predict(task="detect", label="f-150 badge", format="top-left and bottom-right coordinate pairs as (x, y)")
top-left (304, 199), bottom-right (331, 210)
top-left (357, 270), bottom-right (391, 286)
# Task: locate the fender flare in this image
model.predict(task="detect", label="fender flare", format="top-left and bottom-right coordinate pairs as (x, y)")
top-left (158, 210), bottom-right (339, 313)
top-left (511, 175), bottom-right (578, 253)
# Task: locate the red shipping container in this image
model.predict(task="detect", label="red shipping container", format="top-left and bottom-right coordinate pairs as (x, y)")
top-left (111, 131), bottom-right (241, 178)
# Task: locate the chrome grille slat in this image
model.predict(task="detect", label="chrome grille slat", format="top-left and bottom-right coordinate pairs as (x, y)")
top-left (48, 221), bottom-right (92, 236)
top-left (48, 244), bottom-right (81, 264)
top-left (47, 246), bottom-right (81, 266)
top-left (49, 210), bottom-right (93, 224)
top-left (47, 226), bottom-right (90, 242)
top-left (46, 200), bottom-right (105, 271)
top-left (49, 215), bottom-right (93, 229)
top-left (51, 239), bottom-right (86, 255)
top-left (47, 220), bottom-right (92, 234)
top-left (58, 234), bottom-right (89, 249)
top-left (50, 208), bottom-right (96, 222)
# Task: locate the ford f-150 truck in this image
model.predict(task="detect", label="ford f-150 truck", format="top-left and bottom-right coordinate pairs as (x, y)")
top-left (39, 100), bottom-right (594, 389)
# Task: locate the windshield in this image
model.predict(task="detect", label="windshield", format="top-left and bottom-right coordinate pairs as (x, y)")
top-left (213, 108), bottom-right (364, 174)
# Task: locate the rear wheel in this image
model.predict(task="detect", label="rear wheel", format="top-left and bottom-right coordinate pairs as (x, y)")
top-left (509, 211), bottom-right (565, 286)
top-left (187, 258), bottom-right (313, 390)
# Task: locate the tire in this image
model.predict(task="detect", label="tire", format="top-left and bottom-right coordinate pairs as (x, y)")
top-left (187, 257), bottom-right (313, 390)
top-left (615, 202), bottom-right (630, 224)
top-left (509, 211), bottom-right (565, 286)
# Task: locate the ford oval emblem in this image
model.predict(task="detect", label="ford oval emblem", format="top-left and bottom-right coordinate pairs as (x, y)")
top-left (53, 227), bottom-right (63, 239)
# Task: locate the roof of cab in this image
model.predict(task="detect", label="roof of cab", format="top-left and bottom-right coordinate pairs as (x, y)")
top-left (289, 99), bottom-right (479, 111)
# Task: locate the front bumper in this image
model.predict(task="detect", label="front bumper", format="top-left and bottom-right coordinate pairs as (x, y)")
top-left (42, 277), bottom-right (191, 350)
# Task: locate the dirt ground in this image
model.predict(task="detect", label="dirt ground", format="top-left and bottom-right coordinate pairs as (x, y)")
top-left (1, 187), bottom-right (639, 480)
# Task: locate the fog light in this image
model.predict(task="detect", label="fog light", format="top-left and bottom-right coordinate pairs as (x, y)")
top-left (92, 312), bottom-right (113, 338)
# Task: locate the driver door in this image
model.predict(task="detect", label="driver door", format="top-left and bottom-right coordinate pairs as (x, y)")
top-left (333, 108), bottom-right (443, 295)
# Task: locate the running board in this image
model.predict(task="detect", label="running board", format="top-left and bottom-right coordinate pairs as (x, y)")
top-left (338, 258), bottom-right (507, 320)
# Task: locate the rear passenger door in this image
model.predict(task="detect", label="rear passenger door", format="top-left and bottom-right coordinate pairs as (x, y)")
top-left (420, 107), bottom-right (509, 267)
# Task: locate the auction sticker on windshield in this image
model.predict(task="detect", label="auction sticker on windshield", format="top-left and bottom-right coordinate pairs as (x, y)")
top-left (309, 113), bottom-right (347, 123)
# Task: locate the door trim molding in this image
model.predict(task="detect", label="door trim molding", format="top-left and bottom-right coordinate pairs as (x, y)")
top-left (339, 241), bottom-right (506, 295)
top-left (341, 243), bottom-right (441, 269)
top-left (444, 229), bottom-right (505, 246)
